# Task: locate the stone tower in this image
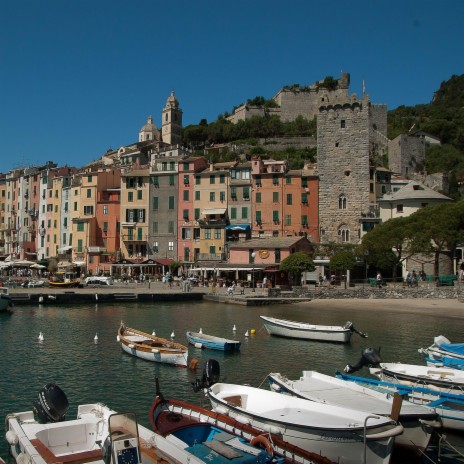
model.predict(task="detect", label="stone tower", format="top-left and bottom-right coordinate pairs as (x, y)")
top-left (317, 94), bottom-right (373, 244)
top-left (162, 90), bottom-right (183, 145)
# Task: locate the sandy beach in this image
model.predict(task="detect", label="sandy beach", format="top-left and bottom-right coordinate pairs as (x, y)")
top-left (297, 298), bottom-right (464, 319)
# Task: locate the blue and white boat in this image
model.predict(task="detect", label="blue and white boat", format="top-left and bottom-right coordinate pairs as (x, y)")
top-left (419, 335), bottom-right (464, 364)
top-left (186, 331), bottom-right (241, 351)
top-left (337, 371), bottom-right (464, 431)
top-left (425, 355), bottom-right (464, 370)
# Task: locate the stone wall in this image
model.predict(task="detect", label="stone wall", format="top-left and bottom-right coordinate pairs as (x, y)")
top-left (259, 136), bottom-right (316, 151)
top-left (388, 135), bottom-right (425, 177)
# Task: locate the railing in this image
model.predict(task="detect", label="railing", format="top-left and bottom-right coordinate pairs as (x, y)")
top-left (197, 253), bottom-right (226, 261)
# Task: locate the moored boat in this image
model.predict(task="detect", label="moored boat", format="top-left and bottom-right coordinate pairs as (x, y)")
top-left (4, 383), bottom-right (232, 464)
top-left (149, 395), bottom-right (335, 464)
top-left (260, 315), bottom-right (367, 343)
top-left (207, 382), bottom-right (403, 464)
top-left (48, 271), bottom-right (80, 288)
top-left (268, 371), bottom-right (440, 453)
top-left (186, 330), bottom-right (241, 351)
top-left (369, 362), bottom-right (464, 392)
top-left (117, 321), bottom-right (188, 367)
top-left (419, 335), bottom-right (464, 363)
top-left (337, 371), bottom-right (464, 432)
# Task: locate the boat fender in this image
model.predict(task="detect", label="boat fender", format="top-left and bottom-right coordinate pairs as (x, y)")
top-left (234, 415), bottom-right (251, 425)
top-left (250, 435), bottom-right (274, 456)
top-left (5, 430), bottom-right (18, 445)
top-left (128, 344), bottom-right (135, 349)
top-left (116, 335), bottom-right (120, 342)
top-left (365, 424), bottom-right (403, 440)
top-left (194, 342), bottom-right (203, 349)
top-left (419, 419), bottom-right (443, 429)
top-left (260, 423), bottom-right (283, 435)
top-left (151, 348), bottom-right (159, 353)
top-left (214, 405), bottom-right (228, 415)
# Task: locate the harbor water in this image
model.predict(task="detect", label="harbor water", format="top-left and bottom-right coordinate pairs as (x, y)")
top-left (1, 298), bottom-right (463, 463)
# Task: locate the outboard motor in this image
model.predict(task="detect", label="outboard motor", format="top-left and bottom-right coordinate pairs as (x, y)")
top-left (344, 321), bottom-right (368, 339)
top-left (192, 359), bottom-right (220, 392)
top-left (344, 347), bottom-right (381, 374)
top-left (33, 383), bottom-right (69, 423)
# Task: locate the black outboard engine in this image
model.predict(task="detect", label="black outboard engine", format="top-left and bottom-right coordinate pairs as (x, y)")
top-left (344, 347), bottom-right (381, 374)
top-left (33, 383), bottom-right (69, 423)
top-left (192, 359), bottom-right (220, 392)
top-left (344, 321), bottom-right (368, 339)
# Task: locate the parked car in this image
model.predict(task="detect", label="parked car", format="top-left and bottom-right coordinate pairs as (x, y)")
top-left (84, 276), bottom-right (114, 286)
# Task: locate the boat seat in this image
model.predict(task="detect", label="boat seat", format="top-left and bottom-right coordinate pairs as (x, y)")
top-left (30, 439), bottom-right (103, 464)
top-left (223, 395), bottom-right (243, 408)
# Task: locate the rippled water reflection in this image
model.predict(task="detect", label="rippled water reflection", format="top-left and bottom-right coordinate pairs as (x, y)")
top-left (1, 299), bottom-right (463, 462)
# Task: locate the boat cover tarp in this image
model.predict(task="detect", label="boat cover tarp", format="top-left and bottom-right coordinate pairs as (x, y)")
top-left (438, 343), bottom-right (464, 356)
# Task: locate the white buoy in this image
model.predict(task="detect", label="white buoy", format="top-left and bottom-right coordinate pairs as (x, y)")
top-left (94, 333), bottom-right (98, 344)
top-left (233, 325), bottom-right (237, 331)
top-left (245, 330), bottom-right (249, 337)
top-left (171, 330), bottom-right (175, 338)
top-left (95, 294), bottom-right (98, 301)
top-left (48, 295), bottom-right (56, 300)
top-left (38, 332), bottom-right (44, 342)
top-left (152, 329), bottom-right (156, 336)
top-left (38, 296), bottom-right (44, 304)
top-left (199, 328), bottom-right (203, 334)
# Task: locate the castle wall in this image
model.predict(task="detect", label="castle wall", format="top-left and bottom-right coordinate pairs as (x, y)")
top-left (388, 135), bottom-right (425, 178)
top-left (317, 96), bottom-right (371, 244)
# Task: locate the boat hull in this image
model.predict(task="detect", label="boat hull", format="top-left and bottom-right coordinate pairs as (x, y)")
top-left (260, 316), bottom-right (351, 342)
top-left (208, 383), bottom-right (402, 464)
top-left (186, 331), bottom-right (241, 351)
top-left (118, 323), bottom-right (188, 367)
top-left (48, 281), bottom-right (80, 288)
top-left (268, 372), bottom-right (439, 453)
top-left (0, 294), bottom-right (13, 313)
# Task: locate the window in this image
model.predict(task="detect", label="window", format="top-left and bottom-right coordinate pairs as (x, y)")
top-left (128, 192), bottom-right (133, 202)
top-left (273, 211), bottom-right (279, 223)
top-left (84, 205), bottom-right (94, 215)
top-left (214, 228), bottom-right (221, 239)
top-left (209, 245), bottom-right (216, 254)
top-left (273, 192), bottom-right (279, 203)
top-left (87, 175), bottom-right (92, 182)
top-left (242, 170), bottom-right (250, 180)
top-left (168, 221), bottom-right (174, 233)
top-left (103, 221), bottom-right (108, 232)
top-left (210, 192), bottom-right (215, 202)
top-left (194, 208), bottom-right (200, 220)
top-left (153, 222), bottom-right (158, 233)
top-left (183, 163), bottom-right (190, 171)
top-left (231, 170), bottom-right (238, 180)
top-left (183, 209), bottom-right (189, 220)
top-left (182, 228), bottom-right (191, 239)
top-left (152, 175), bottom-right (159, 186)
top-left (286, 194), bottom-right (292, 205)
top-left (209, 175), bottom-right (215, 184)
top-left (153, 241), bottom-right (159, 253)
top-left (183, 190), bottom-right (189, 201)
top-left (128, 210), bottom-right (134, 222)
top-left (204, 229), bottom-right (211, 239)
top-left (137, 228), bottom-right (143, 240)
top-left (286, 176), bottom-right (291, 184)
top-left (168, 196), bottom-right (175, 209)
top-left (183, 175), bottom-right (189, 185)
top-left (338, 227), bottom-right (350, 242)
top-left (301, 193), bottom-right (308, 204)
top-left (273, 174), bottom-right (279, 186)
top-left (138, 209), bottom-right (145, 222)
top-left (63, 218), bottom-right (68, 228)
top-left (77, 239), bottom-right (83, 253)
top-left (338, 194), bottom-right (347, 210)
top-left (74, 202), bottom-right (77, 211)
top-left (275, 249), bottom-right (281, 263)
top-left (153, 197), bottom-right (159, 210)
top-left (219, 174), bottom-right (225, 184)
top-left (241, 207), bottom-right (248, 219)
top-left (184, 247), bottom-right (190, 261)
top-left (301, 215), bottom-right (308, 226)
top-left (195, 176), bottom-right (201, 185)
top-left (396, 204), bottom-right (403, 213)
top-left (220, 191), bottom-right (225, 202)
top-left (169, 175), bottom-right (175, 186)
top-left (137, 190), bottom-right (142, 200)
top-left (230, 187), bottom-right (237, 199)
top-left (243, 187), bottom-right (250, 200)
top-left (128, 229), bottom-right (133, 240)
top-left (255, 210), bottom-right (262, 224)
top-left (285, 215), bottom-right (291, 226)
top-left (341, 120), bottom-right (346, 128)
top-left (103, 205), bottom-right (108, 215)
top-left (87, 189), bottom-right (91, 198)
top-left (231, 207), bottom-right (237, 219)
top-left (193, 228), bottom-right (200, 240)
top-left (255, 175), bottom-right (262, 187)
top-left (256, 192), bottom-right (262, 203)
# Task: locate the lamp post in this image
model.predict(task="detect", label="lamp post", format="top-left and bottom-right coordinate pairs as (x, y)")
top-left (251, 252), bottom-right (256, 292)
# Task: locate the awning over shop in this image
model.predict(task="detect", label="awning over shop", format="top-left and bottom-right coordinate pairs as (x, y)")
top-left (73, 261), bottom-right (86, 266)
top-left (225, 224), bottom-right (250, 231)
top-left (201, 208), bottom-right (226, 215)
top-left (58, 246), bottom-right (73, 252)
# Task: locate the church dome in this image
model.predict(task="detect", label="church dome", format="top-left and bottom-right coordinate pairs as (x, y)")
top-left (140, 115), bottom-right (157, 132)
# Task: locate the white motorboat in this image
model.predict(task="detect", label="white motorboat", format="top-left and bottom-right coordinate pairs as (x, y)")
top-left (207, 382), bottom-right (403, 464)
top-left (268, 371), bottom-right (440, 453)
top-left (4, 383), bottom-right (215, 464)
top-left (370, 362), bottom-right (464, 392)
top-left (260, 315), bottom-right (367, 343)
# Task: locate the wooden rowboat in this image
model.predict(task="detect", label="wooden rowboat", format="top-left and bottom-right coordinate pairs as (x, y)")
top-left (117, 321), bottom-right (188, 367)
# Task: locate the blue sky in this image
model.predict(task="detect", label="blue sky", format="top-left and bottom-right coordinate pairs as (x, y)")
top-left (1, 0), bottom-right (463, 172)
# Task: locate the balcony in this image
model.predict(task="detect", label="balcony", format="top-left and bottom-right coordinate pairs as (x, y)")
top-left (197, 253), bottom-right (226, 261)
top-left (198, 218), bottom-right (228, 227)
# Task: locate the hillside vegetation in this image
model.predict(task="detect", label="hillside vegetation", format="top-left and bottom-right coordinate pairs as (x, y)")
top-left (183, 74), bottom-right (464, 179)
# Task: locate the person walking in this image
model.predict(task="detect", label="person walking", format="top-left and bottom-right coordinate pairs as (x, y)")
top-left (376, 272), bottom-right (382, 288)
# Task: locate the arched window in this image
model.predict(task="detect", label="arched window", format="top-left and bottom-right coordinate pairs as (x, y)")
top-left (338, 194), bottom-right (347, 210)
top-left (338, 226), bottom-right (350, 243)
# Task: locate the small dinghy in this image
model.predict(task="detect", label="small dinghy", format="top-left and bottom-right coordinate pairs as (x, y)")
top-left (268, 371), bottom-right (440, 453)
top-left (186, 330), bottom-right (241, 351)
top-left (260, 315), bottom-right (367, 343)
top-left (419, 335), bottom-right (464, 365)
top-left (117, 321), bottom-right (188, 367)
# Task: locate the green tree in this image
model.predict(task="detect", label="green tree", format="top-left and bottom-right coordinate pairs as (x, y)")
top-left (329, 251), bottom-right (357, 286)
top-left (279, 251), bottom-right (315, 285)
